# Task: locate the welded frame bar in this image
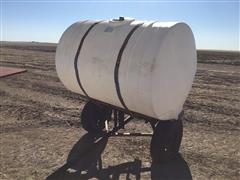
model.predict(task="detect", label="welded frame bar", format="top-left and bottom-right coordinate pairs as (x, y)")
top-left (105, 110), bottom-right (155, 137)
top-left (108, 114), bottom-right (134, 137)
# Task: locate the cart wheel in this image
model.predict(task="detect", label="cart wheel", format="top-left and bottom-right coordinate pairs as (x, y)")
top-left (150, 119), bottom-right (183, 163)
top-left (81, 101), bottom-right (112, 134)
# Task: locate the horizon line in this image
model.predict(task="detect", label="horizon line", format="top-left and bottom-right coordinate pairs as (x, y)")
top-left (1, 40), bottom-right (239, 52)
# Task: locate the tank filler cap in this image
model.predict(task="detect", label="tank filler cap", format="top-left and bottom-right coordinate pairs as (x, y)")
top-left (113, 17), bottom-right (125, 21)
top-left (110, 17), bottom-right (135, 26)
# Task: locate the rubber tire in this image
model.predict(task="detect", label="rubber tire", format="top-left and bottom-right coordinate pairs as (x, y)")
top-left (81, 101), bottom-right (111, 134)
top-left (150, 119), bottom-right (183, 163)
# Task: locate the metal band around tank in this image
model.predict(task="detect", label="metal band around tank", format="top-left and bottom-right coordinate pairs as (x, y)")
top-left (114, 23), bottom-right (143, 111)
top-left (74, 21), bottom-right (102, 98)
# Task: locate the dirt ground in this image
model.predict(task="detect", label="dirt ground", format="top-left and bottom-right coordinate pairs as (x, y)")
top-left (0, 41), bottom-right (239, 180)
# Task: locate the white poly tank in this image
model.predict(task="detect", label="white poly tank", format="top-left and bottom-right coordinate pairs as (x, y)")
top-left (55, 17), bottom-right (197, 120)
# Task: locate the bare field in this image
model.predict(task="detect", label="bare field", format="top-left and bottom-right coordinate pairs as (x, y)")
top-left (0, 41), bottom-right (240, 180)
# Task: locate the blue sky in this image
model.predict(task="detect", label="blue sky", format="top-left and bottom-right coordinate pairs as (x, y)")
top-left (1, 1), bottom-right (239, 50)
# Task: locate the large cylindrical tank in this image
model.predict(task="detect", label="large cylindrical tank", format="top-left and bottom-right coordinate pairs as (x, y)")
top-left (56, 17), bottom-right (197, 120)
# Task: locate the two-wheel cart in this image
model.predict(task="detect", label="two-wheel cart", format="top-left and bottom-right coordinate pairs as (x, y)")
top-left (81, 100), bottom-right (183, 163)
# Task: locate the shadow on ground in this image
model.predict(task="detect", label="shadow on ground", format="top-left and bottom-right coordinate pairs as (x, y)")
top-left (46, 133), bottom-right (192, 180)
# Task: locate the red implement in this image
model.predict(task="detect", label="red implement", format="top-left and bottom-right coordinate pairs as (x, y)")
top-left (0, 66), bottom-right (27, 78)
